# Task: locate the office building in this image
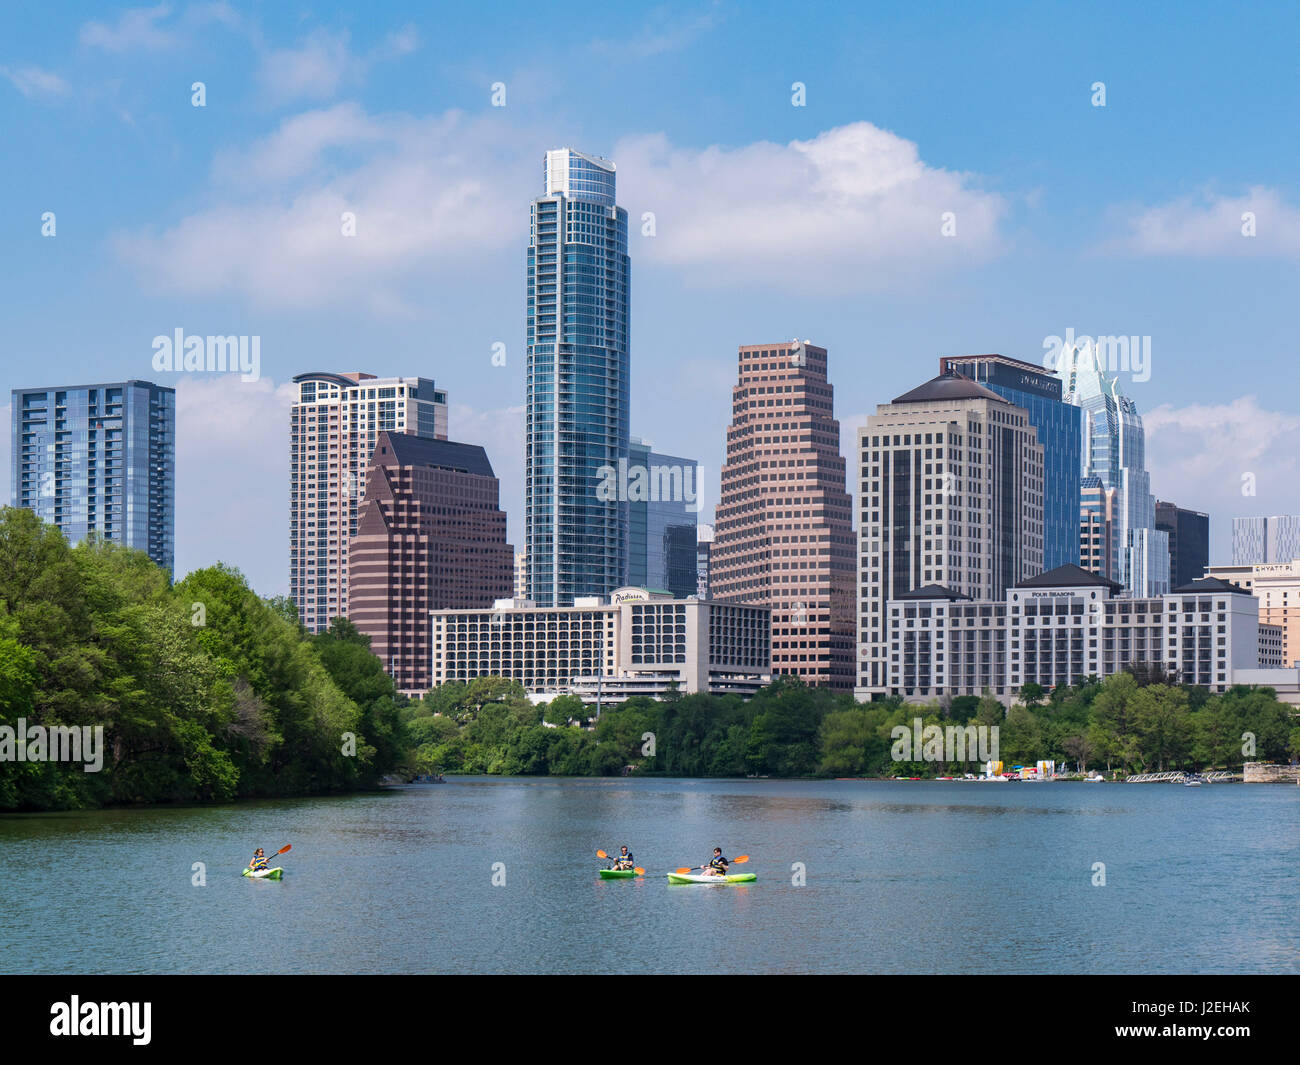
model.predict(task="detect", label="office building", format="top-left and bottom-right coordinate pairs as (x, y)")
top-left (857, 370), bottom-right (1045, 696)
top-left (626, 436), bottom-right (698, 598)
top-left (712, 340), bottom-right (856, 689)
top-left (11, 380), bottom-right (174, 574)
top-left (289, 371), bottom-right (448, 633)
top-left (1155, 500), bottom-right (1209, 588)
top-left (1232, 515), bottom-right (1300, 565)
top-left (347, 432), bottom-right (512, 694)
top-left (514, 550), bottom-right (528, 600)
top-left (1079, 476), bottom-right (1119, 580)
top-left (429, 588), bottom-right (771, 701)
top-left (525, 148), bottom-right (630, 607)
top-left (1054, 343), bottom-right (1169, 596)
top-left (940, 354), bottom-right (1081, 570)
top-left (696, 523), bottom-right (714, 599)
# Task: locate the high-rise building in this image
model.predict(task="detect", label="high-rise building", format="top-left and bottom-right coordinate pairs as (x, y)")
top-left (626, 437), bottom-right (698, 598)
top-left (1207, 558), bottom-right (1300, 669)
top-left (289, 372), bottom-right (448, 633)
top-left (525, 147), bottom-right (630, 607)
top-left (347, 431), bottom-right (512, 694)
top-left (940, 354), bottom-right (1081, 570)
top-left (857, 370), bottom-right (1045, 696)
top-left (1080, 476), bottom-right (1119, 579)
top-left (1232, 515), bottom-right (1300, 565)
top-left (1155, 500), bottom-right (1209, 587)
top-left (514, 550), bottom-right (528, 599)
top-left (11, 380), bottom-right (174, 574)
top-left (712, 340), bottom-right (856, 689)
top-left (1054, 343), bottom-right (1169, 596)
top-left (696, 523), bottom-right (714, 599)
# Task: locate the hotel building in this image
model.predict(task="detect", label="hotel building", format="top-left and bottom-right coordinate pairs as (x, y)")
top-left (289, 372), bottom-right (448, 633)
top-left (1207, 558), bottom-right (1300, 669)
top-left (347, 431), bottom-right (513, 694)
top-left (429, 589), bottom-right (771, 702)
top-left (857, 370), bottom-right (1045, 697)
top-left (11, 380), bottom-right (174, 574)
top-left (712, 340), bottom-right (856, 689)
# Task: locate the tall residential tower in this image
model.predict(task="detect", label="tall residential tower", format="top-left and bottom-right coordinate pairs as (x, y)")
top-left (525, 148), bottom-right (630, 606)
top-left (11, 380), bottom-right (174, 574)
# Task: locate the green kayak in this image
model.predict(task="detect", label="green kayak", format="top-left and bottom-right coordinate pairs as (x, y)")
top-left (241, 867), bottom-right (283, 880)
top-left (599, 869), bottom-right (641, 879)
top-left (666, 872), bottom-right (756, 884)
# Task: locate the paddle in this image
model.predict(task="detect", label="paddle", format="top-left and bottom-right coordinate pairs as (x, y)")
top-left (250, 844), bottom-right (291, 872)
top-left (597, 849), bottom-right (645, 876)
top-left (674, 855), bottom-right (749, 875)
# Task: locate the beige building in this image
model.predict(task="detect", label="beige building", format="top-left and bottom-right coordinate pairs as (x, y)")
top-left (290, 372), bottom-right (448, 633)
top-left (429, 588), bottom-right (771, 702)
top-left (858, 371), bottom-right (1045, 697)
top-left (1206, 559), bottom-right (1300, 668)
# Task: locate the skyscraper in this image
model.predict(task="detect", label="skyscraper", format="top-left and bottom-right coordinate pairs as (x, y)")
top-left (939, 354), bottom-right (1081, 569)
top-left (1054, 343), bottom-right (1169, 596)
top-left (1080, 476), bottom-right (1119, 580)
top-left (347, 431), bottom-right (513, 694)
top-left (1232, 515), bottom-right (1300, 565)
top-left (696, 523), bottom-right (714, 599)
top-left (289, 372), bottom-right (448, 633)
top-left (857, 370), bottom-right (1045, 696)
top-left (11, 380), bottom-right (174, 574)
top-left (525, 148), bottom-right (630, 607)
top-left (712, 340), bottom-right (856, 689)
top-left (1155, 500), bottom-right (1209, 587)
top-left (626, 437), bottom-right (698, 598)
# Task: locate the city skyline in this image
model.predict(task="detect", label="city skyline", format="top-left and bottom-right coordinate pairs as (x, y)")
top-left (3, 2), bottom-right (1300, 599)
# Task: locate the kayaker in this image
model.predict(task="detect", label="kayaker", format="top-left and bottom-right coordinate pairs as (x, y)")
top-left (612, 845), bottom-right (635, 871)
top-left (250, 848), bottom-right (269, 872)
top-left (704, 848), bottom-right (729, 877)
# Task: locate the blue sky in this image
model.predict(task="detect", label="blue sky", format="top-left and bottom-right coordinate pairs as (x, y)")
top-left (3, 0), bottom-right (1299, 595)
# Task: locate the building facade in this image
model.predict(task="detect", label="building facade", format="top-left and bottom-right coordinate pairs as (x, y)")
top-left (1207, 558), bottom-right (1300, 669)
top-left (525, 148), bottom-right (630, 607)
top-left (289, 372), bottom-right (448, 633)
top-left (1232, 515), bottom-right (1300, 565)
top-left (1155, 500), bottom-right (1209, 588)
top-left (857, 370), bottom-right (1045, 696)
top-left (11, 380), bottom-right (174, 574)
top-left (696, 523), bottom-right (714, 599)
top-left (1080, 476), bottom-right (1119, 580)
top-left (626, 437), bottom-right (698, 598)
top-left (347, 432), bottom-right (512, 694)
top-left (888, 566), bottom-right (1265, 703)
top-left (1054, 343), bottom-right (1169, 596)
top-left (712, 340), bottom-right (856, 689)
top-left (940, 354), bottom-right (1082, 570)
top-left (429, 589), bottom-right (771, 701)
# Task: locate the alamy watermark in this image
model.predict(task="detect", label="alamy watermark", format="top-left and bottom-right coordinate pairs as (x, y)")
top-left (151, 328), bottom-right (261, 382)
top-left (0, 719), bottom-right (104, 772)
top-left (891, 717), bottom-right (999, 763)
top-left (1042, 328), bottom-right (1150, 383)
top-left (595, 458), bottom-right (699, 510)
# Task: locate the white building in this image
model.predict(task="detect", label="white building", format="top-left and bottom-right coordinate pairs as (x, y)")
top-left (886, 565), bottom-right (1269, 703)
top-left (429, 587), bottom-right (771, 703)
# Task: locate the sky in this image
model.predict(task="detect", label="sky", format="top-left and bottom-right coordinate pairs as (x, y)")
top-left (2, 0), bottom-right (1298, 596)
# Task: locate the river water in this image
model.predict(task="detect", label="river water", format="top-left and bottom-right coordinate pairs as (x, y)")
top-left (2, 778), bottom-right (1296, 974)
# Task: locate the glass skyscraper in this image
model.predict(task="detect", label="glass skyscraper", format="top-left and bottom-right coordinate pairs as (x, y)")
top-left (525, 148), bottom-right (630, 606)
top-left (11, 380), bottom-right (175, 574)
top-left (940, 355), bottom-right (1082, 571)
top-left (627, 437), bottom-right (698, 598)
top-left (1054, 344), bottom-right (1169, 596)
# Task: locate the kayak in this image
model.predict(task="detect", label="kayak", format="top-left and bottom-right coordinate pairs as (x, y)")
top-left (241, 867), bottom-right (283, 880)
top-left (598, 869), bottom-right (641, 879)
top-left (666, 872), bottom-right (756, 884)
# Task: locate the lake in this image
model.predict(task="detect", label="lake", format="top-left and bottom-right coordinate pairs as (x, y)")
top-left (2, 777), bottom-right (1296, 974)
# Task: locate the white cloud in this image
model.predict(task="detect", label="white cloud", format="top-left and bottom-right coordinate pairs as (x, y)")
top-left (1106, 187), bottom-right (1300, 258)
top-left (614, 122), bottom-right (1006, 291)
top-left (173, 374), bottom-right (295, 593)
top-left (80, 4), bottom-right (180, 52)
top-left (255, 24), bottom-right (421, 107)
top-left (1145, 396), bottom-right (1300, 560)
top-left (115, 105), bottom-right (528, 312)
top-left (0, 64), bottom-right (72, 101)
top-left (590, 3), bottom-right (723, 58)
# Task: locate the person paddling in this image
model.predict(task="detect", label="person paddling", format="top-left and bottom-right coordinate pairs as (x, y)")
top-left (249, 847), bottom-right (269, 872)
top-left (702, 847), bottom-right (729, 877)
top-left (611, 845), bottom-right (635, 871)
